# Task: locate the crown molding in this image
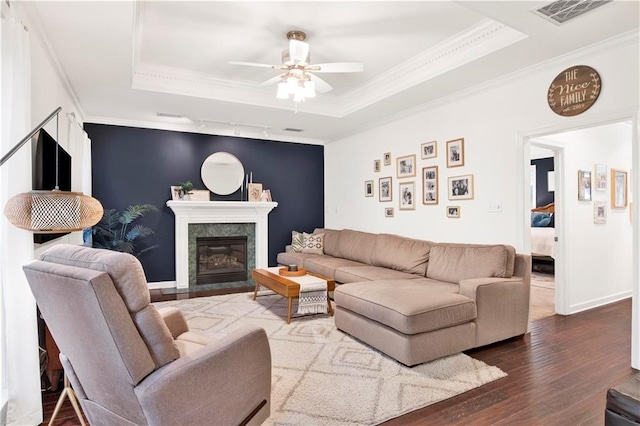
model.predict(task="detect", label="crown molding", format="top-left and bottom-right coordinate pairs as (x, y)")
top-left (84, 115), bottom-right (327, 146)
top-left (339, 19), bottom-right (527, 116)
top-left (16, 2), bottom-right (86, 121)
top-left (132, 4), bottom-right (525, 119)
top-left (326, 29), bottom-right (639, 143)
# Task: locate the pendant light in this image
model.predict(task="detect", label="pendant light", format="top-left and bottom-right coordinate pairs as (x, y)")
top-left (1, 107), bottom-right (103, 233)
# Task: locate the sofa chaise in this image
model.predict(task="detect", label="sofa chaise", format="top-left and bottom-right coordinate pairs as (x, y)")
top-left (277, 228), bottom-right (530, 366)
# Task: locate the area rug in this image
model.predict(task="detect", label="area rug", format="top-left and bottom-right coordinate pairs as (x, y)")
top-left (154, 293), bottom-right (507, 425)
top-left (531, 271), bottom-right (555, 289)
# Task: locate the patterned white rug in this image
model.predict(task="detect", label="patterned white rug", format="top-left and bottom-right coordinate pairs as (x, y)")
top-left (155, 293), bottom-right (507, 425)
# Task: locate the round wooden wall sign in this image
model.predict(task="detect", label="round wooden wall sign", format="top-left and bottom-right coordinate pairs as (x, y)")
top-left (547, 65), bottom-right (601, 117)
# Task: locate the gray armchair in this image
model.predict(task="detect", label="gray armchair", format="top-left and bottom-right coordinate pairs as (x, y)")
top-left (23, 244), bottom-right (271, 426)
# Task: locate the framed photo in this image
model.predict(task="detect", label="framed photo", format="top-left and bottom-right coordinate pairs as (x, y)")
top-left (611, 169), bottom-right (628, 208)
top-left (421, 141), bottom-right (437, 159)
top-left (383, 152), bottom-right (391, 166)
top-left (364, 180), bottom-right (374, 197)
top-left (379, 176), bottom-right (392, 202)
top-left (248, 183), bottom-right (263, 202)
top-left (396, 154), bottom-right (416, 178)
top-left (422, 166), bottom-right (438, 205)
top-left (594, 201), bottom-right (606, 224)
top-left (595, 164), bottom-right (607, 191)
top-left (446, 138), bottom-right (465, 168)
top-left (399, 181), bottom-right (415, 210)
top-left (384, 207), bottom-right (394, 217)
top-left (447, 206), bottom-right (461, 218)
top-left (374, 159), bottom-right (381, 172)
top-left (577, 170), bottom-right (592, 201)
top-left (170, 185), bottom-right (182, 200)
top-left (448, 174), bottom-right (474, 200)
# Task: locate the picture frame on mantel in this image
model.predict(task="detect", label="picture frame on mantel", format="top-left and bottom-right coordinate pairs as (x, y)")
top-left (248, 183), bottom-right (263, 202)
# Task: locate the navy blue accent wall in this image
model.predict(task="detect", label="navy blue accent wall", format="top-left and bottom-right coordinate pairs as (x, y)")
top-left (85, 124), bottom-right (324, 282)
top-left (531, 157), bottom-right (554, 207)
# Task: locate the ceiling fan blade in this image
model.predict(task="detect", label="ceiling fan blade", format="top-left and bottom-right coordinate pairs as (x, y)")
top-left (289, 39), bottom-right (310, 64)
top-left (229, 61), bottom-right (280, 69)
top-left (307, 62), bottom-right (364, 73)
top-left (259, 74), bottom-right (285, 87)
top-left (309, 74), bottom-right (333, 93)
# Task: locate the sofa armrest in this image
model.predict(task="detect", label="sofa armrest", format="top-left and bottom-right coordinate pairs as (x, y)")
top-left (157, 307), bottom-right (189, 339)
top-left (459, 277), bottom-right (529, 347)
top-left (458, 277), bottom-right (522, 299)
top-left (135, 324), bottom-right (271, 426)
top-left (285, 244), bottom-right (292, 253)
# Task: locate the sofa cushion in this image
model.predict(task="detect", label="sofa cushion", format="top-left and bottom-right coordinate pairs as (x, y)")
top-left (303, 256), bottom-right (366, 280)
top-left (314, 228), bottom-right (342, 257)
top-left (302, 232), bottom-right (324, 254)
top-left (336, 229), bottom-right (378, 264)
top-left (290, 231), bottom-right (304, 252)
top-left (277, 251), bottom-right (316, 268)
top-left (370, 234), bottom-right (433, 275)
top-left (334, 280), bottom-right (476, 335)
top-left (335, 266), bottom-right (419, 283)
top-left (427, 243), bottom-right (515, 283)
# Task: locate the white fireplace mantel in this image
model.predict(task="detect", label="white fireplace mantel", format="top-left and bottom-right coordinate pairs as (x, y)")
top-left (166, 200), bottom-right (278, 289)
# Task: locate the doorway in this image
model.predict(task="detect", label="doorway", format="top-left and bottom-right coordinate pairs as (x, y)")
top-left (521, 115), bottom-right (635, 320)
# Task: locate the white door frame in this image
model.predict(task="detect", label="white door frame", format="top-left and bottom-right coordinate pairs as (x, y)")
top-left (517, 107), bottom-right (639, 369)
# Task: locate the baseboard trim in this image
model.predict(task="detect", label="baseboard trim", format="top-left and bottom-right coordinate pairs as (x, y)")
top-left (147, 281), bottom-right (176, 290)
top-left (569, 290), bottom-right (632, 314)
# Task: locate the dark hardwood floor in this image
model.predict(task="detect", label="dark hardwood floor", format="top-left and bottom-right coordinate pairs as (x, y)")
top-left (41, 296), bottom-right (635, 425)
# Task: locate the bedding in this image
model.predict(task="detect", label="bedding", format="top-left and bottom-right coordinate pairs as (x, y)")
top-left (531, 202), bottom-right (555, 258)
top-left (531, 227), bottom-right (555, 258)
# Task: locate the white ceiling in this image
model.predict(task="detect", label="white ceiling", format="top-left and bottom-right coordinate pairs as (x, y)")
top-left (19, 1), bottom-right (640, 144)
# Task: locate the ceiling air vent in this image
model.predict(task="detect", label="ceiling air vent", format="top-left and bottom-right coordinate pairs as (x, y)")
top-left (283, 128), bottom-right (304, 132)
top-left (532, 0), bottom-right (613, 25)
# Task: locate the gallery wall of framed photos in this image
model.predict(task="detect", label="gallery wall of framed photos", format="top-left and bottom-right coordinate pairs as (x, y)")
top-left (364, 135), bottom-right (476, 218)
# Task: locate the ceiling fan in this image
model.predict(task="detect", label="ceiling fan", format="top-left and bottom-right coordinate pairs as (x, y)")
top-left (229, 30), bottom-right (364, 103)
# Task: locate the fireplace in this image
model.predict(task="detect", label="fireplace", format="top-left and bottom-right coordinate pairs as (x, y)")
top-left (196, 236), bottom-right (248, 285)
top-left (167, 201), bottom-right (277, 289)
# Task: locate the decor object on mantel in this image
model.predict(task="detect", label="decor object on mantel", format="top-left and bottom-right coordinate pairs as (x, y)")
top-left (2, 106), bottom-right (103, 232)
top-left (179, 181), bottom-right (194, 198)
top-left (91, 204), bottom-right (158, 258)
top-left (200, 152), bottom-right (245, 196)
top-left (229, 30), bottom-right (364, 104)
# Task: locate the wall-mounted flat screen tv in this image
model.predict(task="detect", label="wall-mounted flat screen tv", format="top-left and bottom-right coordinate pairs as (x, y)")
top-left (33, 129), bottom-right (72, 244)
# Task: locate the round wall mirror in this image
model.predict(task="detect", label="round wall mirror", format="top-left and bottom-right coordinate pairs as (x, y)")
top-left (200, 152), bottom-right (245, 195)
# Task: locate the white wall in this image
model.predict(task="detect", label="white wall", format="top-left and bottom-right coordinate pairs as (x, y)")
top-left (25, 8), bottom-right (87, 251)
top-left (325, 37), bottom-right (639, 311)
top-left (543, 123), bottom-right (632, 311)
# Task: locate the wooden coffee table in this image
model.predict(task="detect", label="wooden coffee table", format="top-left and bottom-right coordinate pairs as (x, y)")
top-left (252, 268), bottom-right (335, 324)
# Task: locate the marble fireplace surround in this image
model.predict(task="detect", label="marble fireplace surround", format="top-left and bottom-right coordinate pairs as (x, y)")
top-left (166, 201), bottom-right (278, 289)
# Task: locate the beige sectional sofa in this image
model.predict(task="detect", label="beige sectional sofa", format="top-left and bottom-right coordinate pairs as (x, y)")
top-left (277, 228), bottom-right (531, 366)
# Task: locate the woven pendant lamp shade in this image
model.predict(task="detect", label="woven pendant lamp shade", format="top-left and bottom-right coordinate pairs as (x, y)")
top-left (4, 190), bottom-right (103, 233)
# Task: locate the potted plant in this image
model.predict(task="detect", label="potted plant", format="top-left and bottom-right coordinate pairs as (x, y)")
top-left (179, 181), bottom-right (194, 200)
top-left (91, 204), bottom-right (159, 258)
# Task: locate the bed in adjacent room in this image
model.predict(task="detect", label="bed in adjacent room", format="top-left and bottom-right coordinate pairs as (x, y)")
top-left (531, 202), bottom-right (555, 260)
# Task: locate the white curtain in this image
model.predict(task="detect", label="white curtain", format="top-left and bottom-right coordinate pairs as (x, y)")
top-left (0, 6), bottom-right (42, 426)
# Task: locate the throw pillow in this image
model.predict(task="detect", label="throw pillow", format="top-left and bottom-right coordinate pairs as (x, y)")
top-left (531, 212), bottom-right (552, 227)
top-left (302, 232), bottom-right (324, 254)
top-left (291, 231), bottom-right (304, 253)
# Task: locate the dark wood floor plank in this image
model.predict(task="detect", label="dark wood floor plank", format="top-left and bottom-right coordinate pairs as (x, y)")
top-left (41, 294), bottom-right (634, 426)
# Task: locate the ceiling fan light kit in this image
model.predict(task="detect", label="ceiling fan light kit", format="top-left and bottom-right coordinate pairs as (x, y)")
top-left (230, 30), bottom-right (363, 105)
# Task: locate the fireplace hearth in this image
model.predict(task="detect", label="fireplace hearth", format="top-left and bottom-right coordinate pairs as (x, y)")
top-left (196, 236), bottom-right (248, 285)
